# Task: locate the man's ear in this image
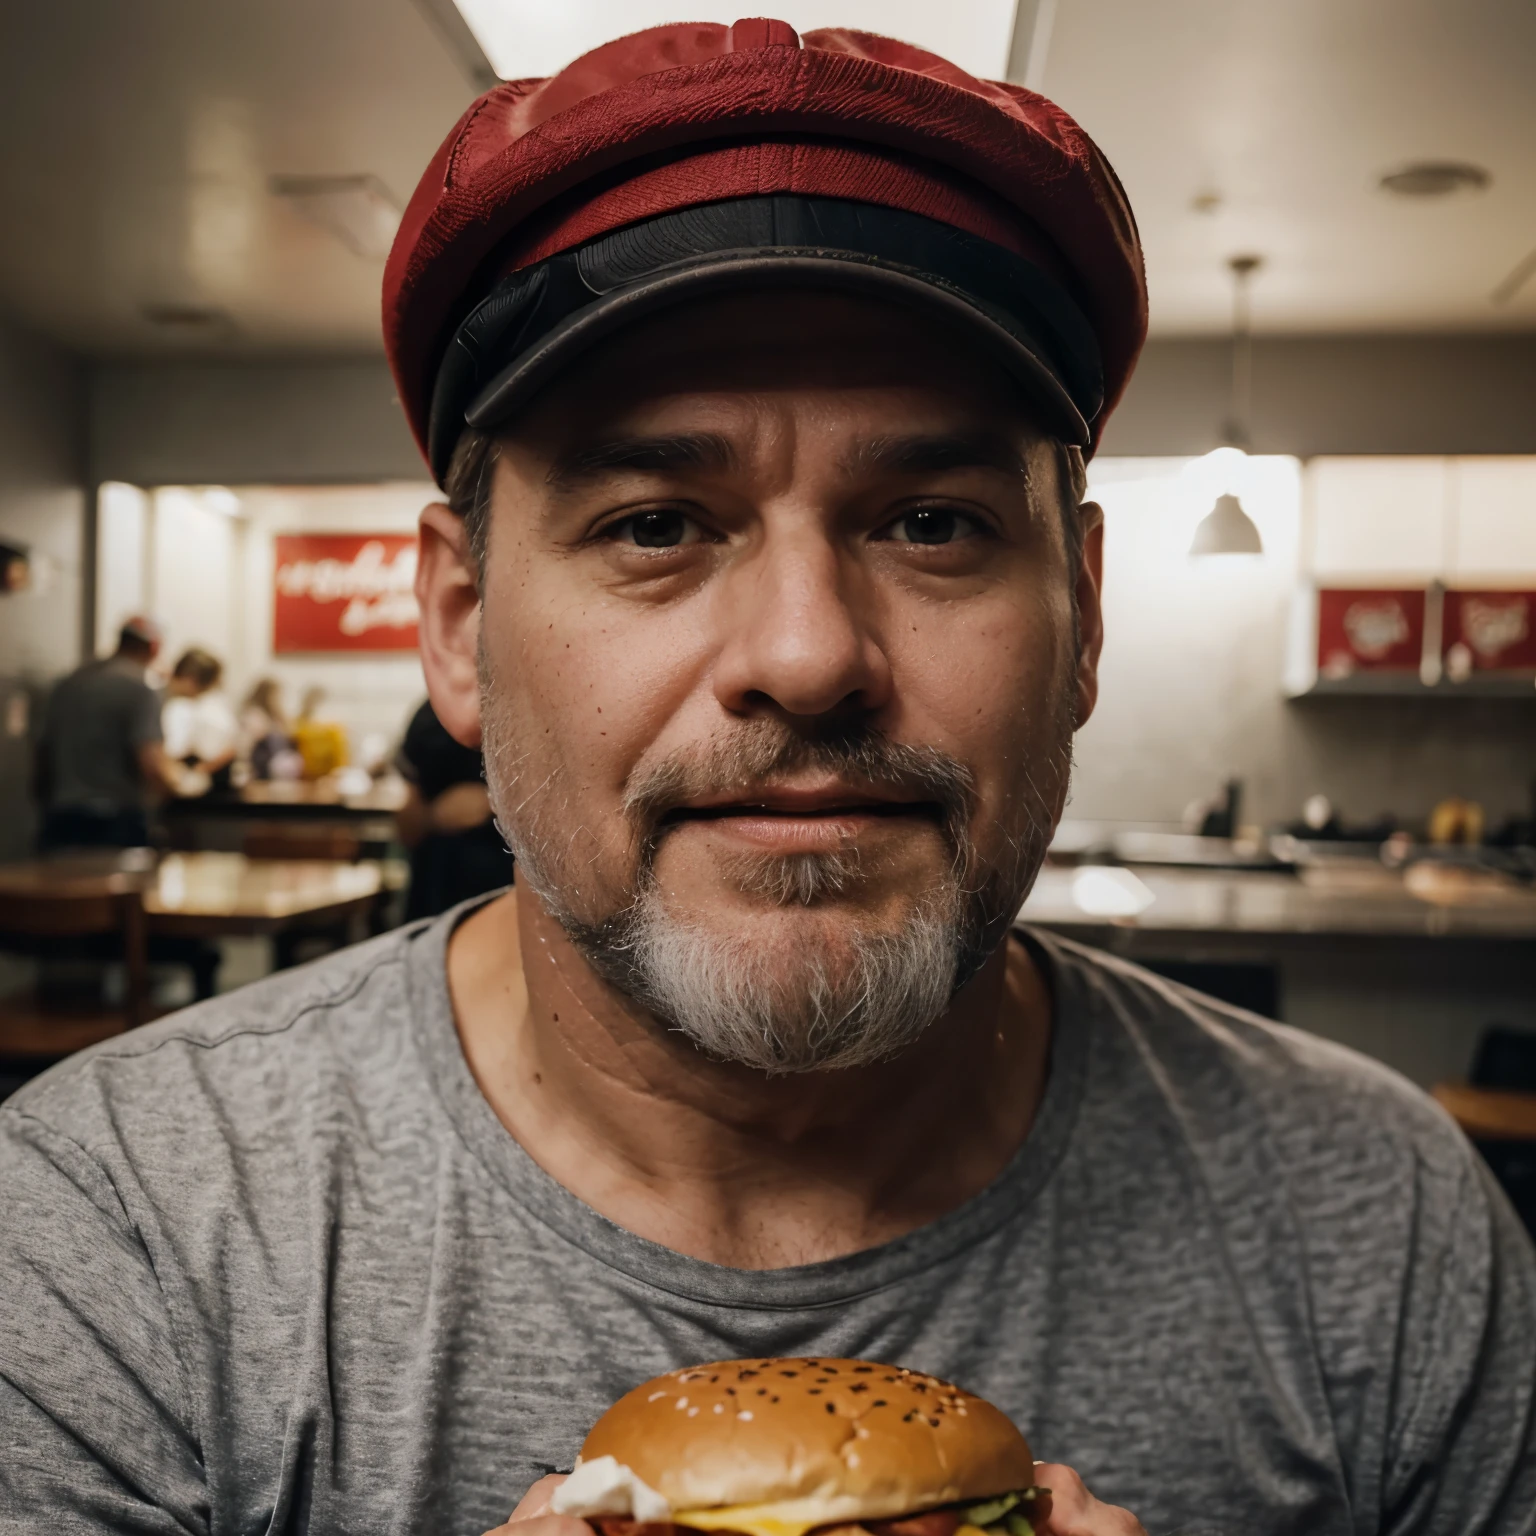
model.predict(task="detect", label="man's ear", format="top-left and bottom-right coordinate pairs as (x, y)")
top-left (1072, 501), bottom-right (1106, 731)
top-left (416, 502), bottom-right (483, 748)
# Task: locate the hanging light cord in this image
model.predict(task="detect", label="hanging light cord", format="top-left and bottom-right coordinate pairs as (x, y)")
top-left (1226, 254), bottom-right (1261, 450)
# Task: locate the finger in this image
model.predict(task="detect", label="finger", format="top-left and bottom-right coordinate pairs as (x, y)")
top-left (1033, 1463), bottom-right (1090, 1527)
top-left (511, 1474), bottom-right (569, 1520)
top-left (1031, 1464), bottom-right (1146, 1536)
top-left (484, 1512), bottom-right (590, 1536)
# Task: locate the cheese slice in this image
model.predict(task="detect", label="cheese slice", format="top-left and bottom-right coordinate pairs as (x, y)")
top-left (673, 1504), bottom-right (837, 1536)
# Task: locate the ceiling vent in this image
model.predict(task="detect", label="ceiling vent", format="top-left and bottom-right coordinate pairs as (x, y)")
top-left (140, 303), bottom-right (233, 332)
top-left (1379, 161), bottom-right (1490, 197)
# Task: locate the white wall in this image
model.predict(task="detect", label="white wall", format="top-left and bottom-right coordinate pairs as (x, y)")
top-left (94, 482), bottom-right (149, 655)
top-left (1073, 456), bottom-right (1302, 829)
top-left (150, 488), bottom-right (241, 668)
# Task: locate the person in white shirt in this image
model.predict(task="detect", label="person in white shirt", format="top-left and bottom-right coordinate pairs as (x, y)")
top-left (162, 648), bottom-right (239, 791)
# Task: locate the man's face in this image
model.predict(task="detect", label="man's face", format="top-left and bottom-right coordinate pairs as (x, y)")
top-left (429, 290), bottom-right (1103, 1072)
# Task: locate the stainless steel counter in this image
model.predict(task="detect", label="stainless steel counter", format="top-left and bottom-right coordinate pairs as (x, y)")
top-left (1020, 862), bottom-right (1536, 949)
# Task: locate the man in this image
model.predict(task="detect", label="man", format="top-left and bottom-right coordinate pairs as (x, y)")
top-left (395, 696), bottom-right (515, 920)
top-left (34, 615), bottom-right (180, 848)
top-left (1, 21), bottom-right (1531, 1536)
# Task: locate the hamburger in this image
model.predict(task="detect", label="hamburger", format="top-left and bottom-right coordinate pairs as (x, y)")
top-left (550, 1358), bottom-right (1050, 1536)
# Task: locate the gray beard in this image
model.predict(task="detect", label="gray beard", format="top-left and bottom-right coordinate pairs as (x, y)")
top-left (480, 658), bottom-right (1069, 1075)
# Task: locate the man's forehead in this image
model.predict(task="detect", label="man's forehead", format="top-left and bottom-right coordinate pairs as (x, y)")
top-left (508, 293), bottom-right (1044, 470)
top-left (532, 424), bottom-right (1036, 493)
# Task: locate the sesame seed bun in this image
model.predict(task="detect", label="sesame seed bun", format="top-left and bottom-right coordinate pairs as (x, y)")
top-left (578, 1358), bottom-right (1035, 1525)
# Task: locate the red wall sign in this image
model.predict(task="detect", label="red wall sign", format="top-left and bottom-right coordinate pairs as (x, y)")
top-left (1443, 589), bottom-right (1536, 671)
top-left (273, 533), bottom-right (419, 653)
top-left (1316, 587), bottom-right (1425, 676)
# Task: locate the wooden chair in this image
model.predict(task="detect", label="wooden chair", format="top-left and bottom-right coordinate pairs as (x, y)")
top-left (1434, 1072), bottom-right (1536, 1237)
top-left (242, 823), bottom-right (361, 861)
top-left (1432, 1083), bottom-right (1536, 1142)
top-left (0, 881), bottom-right (150, 1068)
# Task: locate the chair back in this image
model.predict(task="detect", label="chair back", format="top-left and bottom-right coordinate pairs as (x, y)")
top-left (0, 879), bottom-right (150, 1028)
top-left (1433, 1083), bottom-right (1536, 1142)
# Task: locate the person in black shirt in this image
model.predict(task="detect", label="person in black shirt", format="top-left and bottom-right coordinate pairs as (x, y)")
top-left (395, 699), bottom-right (514, 920)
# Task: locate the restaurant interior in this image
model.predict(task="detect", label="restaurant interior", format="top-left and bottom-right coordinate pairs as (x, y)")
top-left (0, 1), bottom-right (1533, 1213)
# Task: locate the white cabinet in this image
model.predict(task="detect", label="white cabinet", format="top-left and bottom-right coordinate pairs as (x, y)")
top-left (1308, 458), bottom-right (1449, 580)
top-left (1451, 459), bottom-right (1536, 578)
top-left (1304, 455), bottom-right (1536, 582)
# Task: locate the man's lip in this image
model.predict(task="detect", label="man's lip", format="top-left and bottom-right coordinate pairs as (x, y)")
top-left (661, 785), bottom-right (939, 822)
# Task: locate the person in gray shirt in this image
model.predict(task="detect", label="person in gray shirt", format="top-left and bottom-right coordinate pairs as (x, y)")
top-left (2, 20), bottom-right (1533, 1536)
top-left (35, 616), bottom-right (175, 850)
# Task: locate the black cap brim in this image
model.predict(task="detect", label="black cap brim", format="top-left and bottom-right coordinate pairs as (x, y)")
top-left (429, 196), bottom-right (1104, 484)
top-left (463, 251), bottom-right (1089, 452)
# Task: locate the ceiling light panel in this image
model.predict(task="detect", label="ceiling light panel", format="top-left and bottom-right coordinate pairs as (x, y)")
top-left (269, 174), bottom-right (402, 260)
top-left (449, 1), bottom-right (1019, 84)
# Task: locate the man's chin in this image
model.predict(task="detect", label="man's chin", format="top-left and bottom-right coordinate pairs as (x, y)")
top-left (659, 834), bottom-right (951, 916)
top-left (666, 888), bottom-right (923, 954)
top-left (542, 868), bottom-right (974, 1074)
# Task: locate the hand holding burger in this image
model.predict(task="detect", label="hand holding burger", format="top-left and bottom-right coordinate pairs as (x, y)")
top-left (481, 1360), bottom-right (1144, 1536)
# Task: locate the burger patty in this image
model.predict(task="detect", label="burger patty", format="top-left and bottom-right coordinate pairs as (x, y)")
top-left (587, 1489), bottom-right (1051, 1536)
top-left (588, 1522), bottom-right (959, 1536)
top-left (861, 1510), bottom-right (964, 1536)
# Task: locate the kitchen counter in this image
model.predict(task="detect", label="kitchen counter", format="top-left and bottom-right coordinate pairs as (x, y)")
top-left (1020, 861), bottom-right (1536, 951)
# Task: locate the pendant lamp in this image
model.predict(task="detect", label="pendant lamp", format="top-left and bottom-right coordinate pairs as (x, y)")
top-left (1190, 254), bottom-right (1265, 557)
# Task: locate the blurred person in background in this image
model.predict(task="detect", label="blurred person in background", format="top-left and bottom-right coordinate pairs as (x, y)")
top-left (239, 678), bottom-right (300, 780)
top-left (291, 683), bottom-right (348, 779)
top-left (33, 617), bottom-right (187, 849)
top-left (162, 648), bottom-right (239, 794)
top-left (396, 697), bottom-right (514, 920)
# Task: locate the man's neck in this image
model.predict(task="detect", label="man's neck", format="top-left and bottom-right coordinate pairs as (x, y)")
top-left (446, 890), bottom-right (1053, 1270)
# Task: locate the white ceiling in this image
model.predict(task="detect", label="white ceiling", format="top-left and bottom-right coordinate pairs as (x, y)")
top-left (0, 0), bottom-right (1531, 359)
top-left (453, 0), bottom-right (1018, 81)
top-left (1041, 0), bottom-right (1536, 333)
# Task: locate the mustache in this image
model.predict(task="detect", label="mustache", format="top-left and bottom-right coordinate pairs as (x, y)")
top-left (620, 718), bottom-right (976, 845)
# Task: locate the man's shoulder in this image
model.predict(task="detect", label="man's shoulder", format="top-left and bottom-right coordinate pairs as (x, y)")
top-left (53, 658), bottom-right (152, 708)
top-left (1032, 927), bottom-right (1473, 1188)
top-left (2, 923), bottom-right (432, 1160)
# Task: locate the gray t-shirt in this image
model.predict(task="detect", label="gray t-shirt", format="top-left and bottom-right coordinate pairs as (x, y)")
top-left (1, 914), bottom-right (1532, 1536)
top-left (41, 656), bottom-right (162, 813)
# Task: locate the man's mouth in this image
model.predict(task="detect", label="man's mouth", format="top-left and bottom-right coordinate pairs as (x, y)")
top-left (658, 785), bottom-right (943, 852)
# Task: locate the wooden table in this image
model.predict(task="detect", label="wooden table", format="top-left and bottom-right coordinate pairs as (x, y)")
top-left (161, 776), bottom-right (409, 858)
top-left (144, 852), bottom-right (383, 938)
top-left (235, 776), bottom-right (409, 817)
top-left (0, 852), bottom-right (384, 940)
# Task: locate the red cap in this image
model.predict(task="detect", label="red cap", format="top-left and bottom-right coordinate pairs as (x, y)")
top-left (384, 19), bottom-right (1146, 474)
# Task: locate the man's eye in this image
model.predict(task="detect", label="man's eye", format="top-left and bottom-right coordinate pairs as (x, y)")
top-left (608, 509), bottom-right (703, 548)
top-left (881, 507), bottom-right (984, 545)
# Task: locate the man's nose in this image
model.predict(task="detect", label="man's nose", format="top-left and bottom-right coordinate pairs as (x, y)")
top-left (711, 529), bottom-right (892, 718)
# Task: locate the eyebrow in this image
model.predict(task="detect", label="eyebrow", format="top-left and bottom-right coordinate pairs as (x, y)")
top-left (842, 432), bottom-right (1028, 479)
top-left (545, 432), bottom-right (737, 488)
